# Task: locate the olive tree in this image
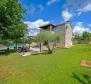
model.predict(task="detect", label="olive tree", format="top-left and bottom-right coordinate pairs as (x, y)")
top-left (34, 31), bottom-right (60, 54)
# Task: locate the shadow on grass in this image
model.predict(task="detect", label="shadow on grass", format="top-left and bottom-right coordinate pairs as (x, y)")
top-left (0, 50), bottom-right (15, 56)
top-left (31, 51), bottom-right (49, 56)
top-left (72, 72), bottom-right (91, 84)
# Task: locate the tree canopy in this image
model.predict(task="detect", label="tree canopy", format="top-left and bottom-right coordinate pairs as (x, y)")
top-left (82, 31), bottom-right (91, 40)
top-left (0, 0), bottom-right (27, 40)
top-left (73, 31), bottom-right (91, 44)
top-left (34, 31), bottom-right (60, 54)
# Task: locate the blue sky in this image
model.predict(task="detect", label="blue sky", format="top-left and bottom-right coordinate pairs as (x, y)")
top-left (20, 0), bottom-right (91, 35)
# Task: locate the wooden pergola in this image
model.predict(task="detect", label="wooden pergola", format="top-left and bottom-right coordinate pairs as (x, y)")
top-left (39, 24), bottom-right (56, 31)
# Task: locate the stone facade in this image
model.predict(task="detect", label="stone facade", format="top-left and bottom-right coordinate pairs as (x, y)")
top-left (54, 22), bottom-right (73, 48)
top-left (40, 22), bottom-right (73, 48)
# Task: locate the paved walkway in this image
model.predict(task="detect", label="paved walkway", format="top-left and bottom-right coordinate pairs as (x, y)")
top-left (19, 52), bottom-right (31, 56)
top-left (18, 47), bottom-right (40, 56)
top-left (18, 46), bottom-right (48, 56)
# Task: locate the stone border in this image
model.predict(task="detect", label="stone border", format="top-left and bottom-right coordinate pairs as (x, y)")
top-left (80, 60), bottom-right (91, 68)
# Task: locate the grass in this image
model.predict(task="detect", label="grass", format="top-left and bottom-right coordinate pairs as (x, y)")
top-left (0, 44), bottom-right (91, 84)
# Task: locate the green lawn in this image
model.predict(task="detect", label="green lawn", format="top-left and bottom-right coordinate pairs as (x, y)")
top-left (0, 44), bottom-right (91, 84)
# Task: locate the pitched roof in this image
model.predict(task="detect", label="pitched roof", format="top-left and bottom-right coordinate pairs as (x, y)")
top-left (39, 21), bottom-right (72, 30)
top-left (39, 24), bottom-right (56, 29)
top-left (56, 21), bottom-right (70, 27)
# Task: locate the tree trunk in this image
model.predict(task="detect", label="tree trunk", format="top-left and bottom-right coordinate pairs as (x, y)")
top-left (47, 41), bottom-right (52, 54)
top-left (7, 46), bottom-right (9, 50)
top-left (52, 43), bottom-right (56, 50)
top-left (16, 40), bottom-right (18, 51)
top-left (29, 40), bottom-right (31, 49)
top-left (40, 42), bottom-right (42, 52)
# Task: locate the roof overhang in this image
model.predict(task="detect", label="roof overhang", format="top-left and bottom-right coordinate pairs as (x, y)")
top-left (39, 24), bottom-right (56, 30)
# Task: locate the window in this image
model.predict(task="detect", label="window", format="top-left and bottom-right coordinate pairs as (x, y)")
top-left (66, 26), bottom-right (68, 29)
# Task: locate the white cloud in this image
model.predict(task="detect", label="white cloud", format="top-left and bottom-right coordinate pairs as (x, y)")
top-left (47, 0), bottom-right (59, 5)
top-left (77, 12), bottom-right (82, 16)
top-left (73, 22), bottom-right (90, 35)
top-left (25, 19), bottom-right (49, 28)
top-left (25, 4), bottom-right (44, 16)
top-left (76, 22), bottom-right (83, 26)
top-left (25, 19), bottom-right (50, 36)
top-left (77, 3), bottom-right (91, 15)
top-left (26, 4), bottom-right (36, 15)
top-left (62, 8), bottom-right (73, 21)
top-left (88, 24), bottom-right (91, 27)
top-left (79, 3), bottom-right (91, 12)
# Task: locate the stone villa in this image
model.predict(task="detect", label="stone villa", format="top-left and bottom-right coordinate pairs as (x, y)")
top-left (40, 21), bottom-right (73, 48)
